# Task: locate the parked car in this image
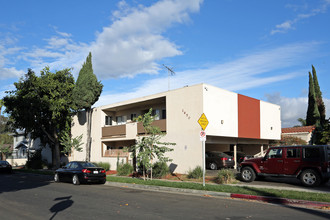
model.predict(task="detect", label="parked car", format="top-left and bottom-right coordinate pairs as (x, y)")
top-left (0, 160), bottom-right (12, 174)
top-left (205, 151), bottom-right (235, 170)
top-left (239, 145), bottom-right (330, 187)
top-left (223, 151), bottom-right (253, 164)
top-left (54, 161), bottom-right (106, 185)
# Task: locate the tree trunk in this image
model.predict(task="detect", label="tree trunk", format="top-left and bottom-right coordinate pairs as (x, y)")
top-left (53, 130), bottom-right (61, 169)
top-left (86, 108), bottom-right (92, 162)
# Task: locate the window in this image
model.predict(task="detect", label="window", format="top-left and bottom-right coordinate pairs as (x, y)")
top-left (70, 162), bottom-right (79, 169)
top-left (267, 148), bottom-right (282, 158)
top-left (131, 113), bottom-right (137, 121)
top-left (116, 116), bottom-right (127, 125)
top-left (303, 148), bottom-right (320, 159)
top-left (105, 116), bottom-right (112, 125)
top-left (161, 109), bottom-right (166, 119)
top-left (152, 109), bottom-right (160, 120)
top-left (286, 148), bottom-right (300, 158)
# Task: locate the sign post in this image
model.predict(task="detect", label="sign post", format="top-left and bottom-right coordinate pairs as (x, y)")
top-left (198, 113), bottom-right (209, 187)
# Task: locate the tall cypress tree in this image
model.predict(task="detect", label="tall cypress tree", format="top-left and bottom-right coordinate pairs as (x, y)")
top-left (312, 65), bottom-right (326, 127)
top-left (72, 52), bottom-right (103, 161)
top-left (306, 72), bottom-right (320, 127)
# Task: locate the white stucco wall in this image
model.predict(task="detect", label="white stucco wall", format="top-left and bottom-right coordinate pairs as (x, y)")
top-left (164, 84), bottom-right (204, 173)
top-left (203, 85), bottom-right (238, 137)
top-left (260, 101), bottom-right (281, 140)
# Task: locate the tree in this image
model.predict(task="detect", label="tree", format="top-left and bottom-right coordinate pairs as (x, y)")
top-left (270, 135), bottom-right (307, 146)
top-left (320, 118), bottom-right (330, 144)
top-left (312, 65), bottom-right (326, 127)
top-left (72, 52), bottom-right (103, 162)
top-left (306, 72), bottom-right (320, 127)
top-left (60, 133), bottom-right (83, 156)
top-left (130, 109), bottom-right (175, 180)
top-left (3, 68), bottom-right (75, 168)
top-left (0, 99), bottom-right (4, 115)
top-left (0, 142), bottom-right (12, 160)
top-left (297, 118), bottom-right (306, 126)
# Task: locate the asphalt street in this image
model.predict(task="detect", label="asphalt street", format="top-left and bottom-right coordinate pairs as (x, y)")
top-left (0, 172), bottom-right (330, 220)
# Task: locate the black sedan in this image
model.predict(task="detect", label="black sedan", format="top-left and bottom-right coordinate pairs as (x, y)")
top-left (205, 151), bottom-right (235, 170)
top-left (54, 161), bottom-right (106, 185)
top-left (0, 160), bottom-right (12, 173)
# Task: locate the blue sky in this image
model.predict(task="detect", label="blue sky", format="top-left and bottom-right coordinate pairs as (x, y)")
top-left (1, 0), bottom-right (329, 128)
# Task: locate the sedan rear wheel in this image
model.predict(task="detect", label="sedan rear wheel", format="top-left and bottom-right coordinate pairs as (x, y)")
top-left (72, 174), bottom-right (80, 185)
top-left (209, 163), bottom-right (218, 170)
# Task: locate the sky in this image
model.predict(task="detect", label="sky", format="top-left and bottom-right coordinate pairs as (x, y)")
top-left (1, 0), bottom-right (329, 128)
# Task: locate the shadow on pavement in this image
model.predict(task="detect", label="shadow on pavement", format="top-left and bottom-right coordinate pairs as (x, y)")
top-left (0, 171), bottom-right (52, 194)
top-left (240, 187), bottom-right (330, 219)
top-left (49, 196), bottom-right (74, 220)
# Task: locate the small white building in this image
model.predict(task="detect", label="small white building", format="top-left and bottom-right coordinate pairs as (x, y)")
top-left (70, 83), bottom-right (281, 173)
top-left (281, 126), bottom-right (315, 144)
top-left (7, 132), bottom-right (52, 166)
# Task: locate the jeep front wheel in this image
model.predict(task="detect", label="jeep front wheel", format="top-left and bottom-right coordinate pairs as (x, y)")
top-left (240, 167), bottom-right (256, 182)
top-left (300, 169), bottom-right (321, 187)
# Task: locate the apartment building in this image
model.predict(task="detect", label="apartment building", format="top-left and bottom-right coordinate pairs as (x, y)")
top-left (70, 83), bottom-right (281, 173)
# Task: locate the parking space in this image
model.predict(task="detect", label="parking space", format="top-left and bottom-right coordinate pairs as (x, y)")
top-left (206, 169), bottom-right (330, 193)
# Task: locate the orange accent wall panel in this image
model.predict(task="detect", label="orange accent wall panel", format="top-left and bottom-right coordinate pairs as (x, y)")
top-left (238, 94), bottom-right (260, 139)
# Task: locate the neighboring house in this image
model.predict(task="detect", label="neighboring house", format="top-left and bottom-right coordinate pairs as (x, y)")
top-left (71, 83), bottom-right (281, 173)
top-left (281, 126), bottom-right (315, 144)
top-left (7, 132), bottom-right (52, 166)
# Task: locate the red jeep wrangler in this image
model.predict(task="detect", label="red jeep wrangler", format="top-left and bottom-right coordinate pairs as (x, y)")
top-left (239, 145), bottom-right (330, 187)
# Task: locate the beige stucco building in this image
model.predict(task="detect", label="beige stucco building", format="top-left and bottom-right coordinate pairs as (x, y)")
top-left (70, 83), bottom-right (281, 173)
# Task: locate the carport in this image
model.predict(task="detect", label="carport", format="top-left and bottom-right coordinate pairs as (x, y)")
top-left (205, 136), bottom-right (270, 169)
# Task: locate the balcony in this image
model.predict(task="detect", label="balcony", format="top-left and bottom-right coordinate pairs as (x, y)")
top-left (102, 125), bottom-right (126, 138)
top-left (137, 119), bottom-right (166, 134)
top-left (102, 119), bottom-right (166, 138)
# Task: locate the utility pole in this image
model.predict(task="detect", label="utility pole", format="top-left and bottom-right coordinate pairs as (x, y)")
top-left (163, 64), bottom-right (175, 91)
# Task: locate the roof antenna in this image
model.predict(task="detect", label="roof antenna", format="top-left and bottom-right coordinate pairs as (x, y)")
top-left (163, 64), bottom-right (175, 91)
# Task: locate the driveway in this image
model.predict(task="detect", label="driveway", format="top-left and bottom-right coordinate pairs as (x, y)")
top-left (206, 169), bottom-right (330, 193)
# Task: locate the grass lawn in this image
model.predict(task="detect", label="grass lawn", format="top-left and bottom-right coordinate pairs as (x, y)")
top-left (107, 175), bottom-right (330, 203)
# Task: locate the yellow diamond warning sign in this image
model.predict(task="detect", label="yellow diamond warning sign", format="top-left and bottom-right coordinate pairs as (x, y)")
top-left (198, 113), bottom-right (209, 131)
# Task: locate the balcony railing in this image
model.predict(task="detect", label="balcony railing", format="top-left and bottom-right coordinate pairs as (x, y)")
top-left (102, 124), bottom-right (126, 138)
top-left (102, 119), bottom-right (166, 138)
top-left (104, 149), bottom-right (129, 157)
top-left (137, 119), bottom-right (166, 134)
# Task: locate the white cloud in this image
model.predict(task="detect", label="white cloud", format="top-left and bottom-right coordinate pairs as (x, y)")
top-left (271, 0), bottom-right (330, 35)
top-left (91, 0), bottom-right (203, 79)
top-left (265, 93), bottom-right (330, 128)
top-left (0, 67), bottom-right (25, 80)
top-left (3, 0), bottom-right (203, 80)
top-left (95, 42), bottom-right (320, 109)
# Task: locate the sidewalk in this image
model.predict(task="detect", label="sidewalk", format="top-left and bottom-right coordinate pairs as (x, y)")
top-left (105, 179), bottom-right (330, 209)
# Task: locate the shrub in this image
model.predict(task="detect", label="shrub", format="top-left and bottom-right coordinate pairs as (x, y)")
top-left (187, 166), bottom-right (203, 179)
top-left (94, 162), bottom-right (110, 171)
top-left (117, 163), bottom-right (133, 176)
top-left (217, 169), bottom-right (236, 184)
top-left (152, 161), bottom-right (170, 178)
top-left (25, 149), bottom-right (43, 169)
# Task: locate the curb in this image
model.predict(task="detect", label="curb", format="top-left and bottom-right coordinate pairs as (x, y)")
top-left (230, 194), bottom-right (330, 208)
top-left (105, 181), bottom-right (330, 209)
